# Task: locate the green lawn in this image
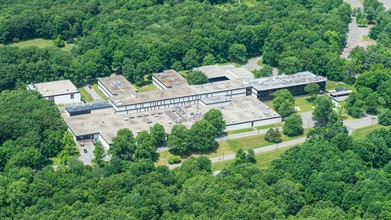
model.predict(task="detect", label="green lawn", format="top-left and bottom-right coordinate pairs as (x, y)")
top-left (351, 124), bottom-right (386, 140)
top-left (264, 97), bottom-right (314, 113)
top-left (227, 127), bottom-right (254, 135)
top-left (134, 83), bottom-right (159, 92)
top-left (91, 84), bottom-right (108, 101)
top-left (49, 157), bottom-right (62, 167)
top-left (326, 80), bottom-right (355, 92)
top-left (295, 96), bottom-right (314, 112)
top-left (254, 122), bottom-right (282, 130)
top-left (79, 87), bottom-right (94, 103)
top-left (1, 38), bottom-right (75, 51)
top-left (212, 145), bottom-right (293, 171)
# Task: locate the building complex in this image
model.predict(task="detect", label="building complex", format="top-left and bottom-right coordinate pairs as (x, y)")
top-left (59, 64), bottom-right (326, 149)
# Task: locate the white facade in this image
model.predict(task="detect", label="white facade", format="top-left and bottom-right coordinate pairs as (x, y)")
top-left (49, 93), bottom-right (81, 105)
top-left (225, 116), bottom-right (282, 131)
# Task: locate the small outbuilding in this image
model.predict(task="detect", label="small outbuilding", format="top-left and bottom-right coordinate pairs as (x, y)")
top-left (27, 80), bottom-right (80, 105)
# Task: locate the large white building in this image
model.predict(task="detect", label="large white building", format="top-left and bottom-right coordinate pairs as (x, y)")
top-left (61, 65), bottom-right (326, 147)
top-left (27, 80), bottom-right (80, 105)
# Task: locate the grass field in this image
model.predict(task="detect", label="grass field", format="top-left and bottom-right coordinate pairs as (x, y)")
top-left (1, 38), bottom-right (75, 51)
top-left (227, 127), bottom-right (254, 135)
top-left (326, 80), bottom-right (355, 91)
top-left (91, 84), bottom-right (108, 101)
top-left (351, 124), bottom-right (387, 140)
top-left (255, 122), bottom-right (282, 130)
top-left (212, 145), bottom-right (293, 171)
top-left (134, 83), bottom-right (159, 92)
top-left (79, 87), bottom-right (94, 102)
top-left (295, 96), bottom-right (314, 112)
top-left (264, 96), bottom-right (314, 113)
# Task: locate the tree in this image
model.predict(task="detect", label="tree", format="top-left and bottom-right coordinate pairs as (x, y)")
top-left (253, 65), bottom-right (273, 78)
top-left (109, 128), bottom-right (136, 160)
top-left (233, 149), bottom-right (256, 166)
top-left (283, 114), bottom-right (304, 136)
top-left (304, 83), bottom-right (320, 100)
top-left (150, 123), bottom-right (166, 145)
top-left (93, 142), bottom-right (106, 167)
top-left (135, 131), bottom-right (156, 161)
top-left (378, 109), bottom-right (391, 126)
top-left (167, 124), bottom-right (191, 155)
top-left (228, 43), bottom-right (247, 63)
top-left (189, 120), bottom-right (217, 152)
top-left (273, 89), bottom-right (296, 117)
top-left (265, 128), bottom-right (282, 143)
top-left (53, 34), bottom-right (65, 47)
top-left (186, 70), bottom-right (208, 85)
top-left (312, 96), bottom-right (334, 125)
top-left (203, 109), bottom-right (226, 136)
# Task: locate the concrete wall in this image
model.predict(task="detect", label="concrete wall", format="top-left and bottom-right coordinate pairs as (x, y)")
top-left (98, 134), bottom-right (110, 150)
top-left (52, 93), bottom-right (80, 105)
top-left (98, 81), bottom-right (113, 98)
top-left (152, 76), bottom-right (167, 89)
top-left (225, 116), bottom-right (282, 131)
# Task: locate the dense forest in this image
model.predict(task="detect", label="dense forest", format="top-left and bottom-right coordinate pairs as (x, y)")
top-left (1, 0), bottom-right (391, 219)
top-left (0, 0), bottom-right (351, 89)
top-left (1, 90), bottom-right (391, 219)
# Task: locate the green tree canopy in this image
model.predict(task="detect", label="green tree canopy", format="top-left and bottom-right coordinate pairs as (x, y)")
top-left (167, 124), bottom-right (191, 155)
top-left (273, 89), bottom-right (296, 117)
top-left (189, 120), bottom-right (217, 152)
top-left (150, 123), bottom-right (166, 145)
top-left (203, 109), bottom-right (226, 136)
top-left (283, 114), bottom-right (304, 136)
top-left (312, 96), bottom-right (334, 125)
top-left (186, 70), bottom-right (208, 85)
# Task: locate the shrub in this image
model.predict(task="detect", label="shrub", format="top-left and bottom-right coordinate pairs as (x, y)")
top-left (265, 128), bottom-right (282, 143)
top-left (168, 155), bottom-right (182, 164)
top-left (379, 109), bottom-right (391, 126)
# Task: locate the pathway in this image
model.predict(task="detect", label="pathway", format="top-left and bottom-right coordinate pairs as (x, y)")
top-left (240, 56), bottom-right (278, 76)
top-left (84, 85), bottom-right (104, 103)
top-left (168, 113), bottom-right (378, 169)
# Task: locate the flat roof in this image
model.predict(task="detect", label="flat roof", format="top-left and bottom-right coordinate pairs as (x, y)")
top-left (194, 65), bottom-right (236, 80)
top-left (194, 64), bottom-right (255, 80)
top-left (153, 70), bottom-right (188, 88)
top-left (66, 102), bottom-right (112, 114)
top-left (250, 71), bottom-right (326, 91)
top-left (62, 96), bottom-right (279, 144)
top-left (27, 80), bottom-right (78, 97)
top-left (201, 96), bottom-right (231, 105)
top-left (329, 90), bottom-right (352, 97)
top-left (226, 67), bottom-right (255, 80)
top-left (110, 79), bottom-right (247, 106)
top-left (98, 75), bottom-right (137, 96)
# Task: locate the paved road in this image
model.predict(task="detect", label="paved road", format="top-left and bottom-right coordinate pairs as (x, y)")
top-left (344, 0), bottom-right (363, 9)
top-left (84, 85), bottom-right (105, 103)
top-left (241, 56), bottom-right (262, 71)
top-left (241, 56), bottom-right (279, 76)
top-left (378, 0), bottom-right (391, 10)
top-left (341, 0), bottom-right (376, 59)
